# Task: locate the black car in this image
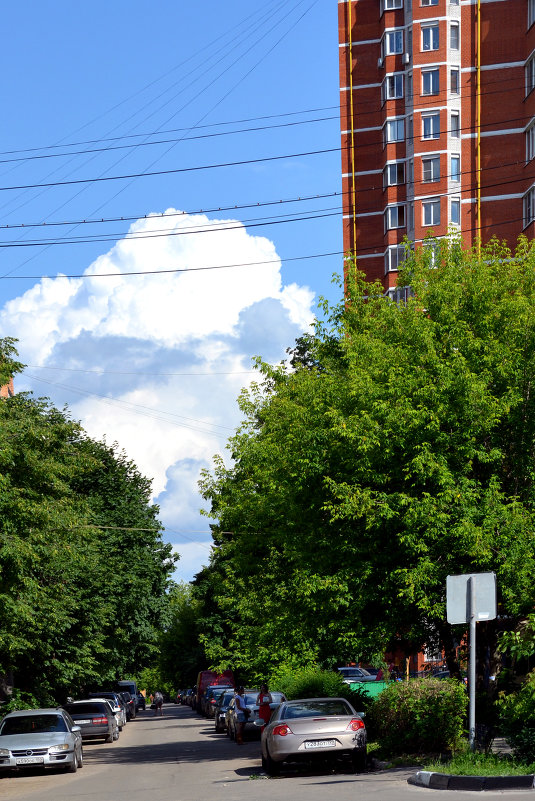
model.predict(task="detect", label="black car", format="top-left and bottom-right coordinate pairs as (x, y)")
top-left (119, 691), bottom-right (135, 720)
top-left (136, 693), bottom-right (146, 711)
top-left (203, 685), bottom-right (233, 718)
top-left (63, 700), bottom-right (118, 743)
top-left (214, 689), bottom-right (235, 733)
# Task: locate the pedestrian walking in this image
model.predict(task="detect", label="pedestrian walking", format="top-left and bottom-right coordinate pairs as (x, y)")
top-left (154, 690), bottom-right (164, 716)
top-left (256, 683), bottom-right (273, 732)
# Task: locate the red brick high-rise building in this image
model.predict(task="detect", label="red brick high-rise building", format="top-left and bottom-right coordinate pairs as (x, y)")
top-left (339, 0), bottom-right (532, 295)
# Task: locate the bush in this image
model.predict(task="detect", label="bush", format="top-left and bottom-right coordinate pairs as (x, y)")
top-left (369, 678), bottom-right (467, 755)
top-left (269, 664), bottom-right (374, 713)
top-left (498, 671), bottom-right (535, 761)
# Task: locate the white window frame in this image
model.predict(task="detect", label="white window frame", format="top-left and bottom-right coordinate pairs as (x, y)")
top-left (451, 197), bottom-right (461, 225)
top-left (450, 154), bottom-right (460, 182)
top-left (384, 244), bottom-right (408, 274)
top-left (422, 68), bottom-right (440, 96)
top-left (529, 0), bottom-right (535, 28)
top-left (383, 161), bottom-right (406, 188)
top-left (526, 120), bottom-right (535, 161)
top-left (450, 112), bottom-right (460, 138)
top-left (421, 0), bottom-right (438, 6)
top-left (524, 186), bottom-right (535, 227)
top-left (450, 22), bottom-right (460, 50)
top-left (382, 30), bottom-right (404, 57)
top-left (381, 0), bottom-right (403, 11)
top-left (384, 204), bottom-right (406, 231)
top-left (422, 198), bottom-right (441, 226)
top-left (526, 55), bottom-right (535, 96)
top-left (422, 155), bottom-right (440, 182)
top-left (382, 73), bottom-right (404, 102)
top-left (422, 111), bottom-right (440, 139)
top-left (384, 117), bottom-right (405, 144)
top-left (450, 68), bottom-right (460, 94)
top-left (421, 23), bottom-right (439, 52)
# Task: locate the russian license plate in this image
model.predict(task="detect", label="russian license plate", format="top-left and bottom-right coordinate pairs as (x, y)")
top-left (16, 757), bottom-right (44, 765)
top-left (304, 739), bottom-right (336, 749)
top-left (76, 719), bottom-right (91, 724)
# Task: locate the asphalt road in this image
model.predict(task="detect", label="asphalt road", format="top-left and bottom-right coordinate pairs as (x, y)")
top-left (0, 704), bottom-right (526, 801)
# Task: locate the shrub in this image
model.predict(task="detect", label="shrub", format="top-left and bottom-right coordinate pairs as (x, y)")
top-left (498, 671), bottom-right (535, 761)
top-left (269, 664), bottom-right (374, 713)
top-left (369, 678), bottom-right (467, 755)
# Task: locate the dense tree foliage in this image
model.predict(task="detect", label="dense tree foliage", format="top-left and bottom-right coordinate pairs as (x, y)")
top-left (198, 238), bottom-right (535, 684)
top-left (158, 582), bottom-right (206, 689)
top-left (0, 342), bottom-right (176, 704)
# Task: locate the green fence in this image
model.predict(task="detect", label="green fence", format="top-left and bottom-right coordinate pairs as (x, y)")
top-left (349, 680), bottom-right (388, 698)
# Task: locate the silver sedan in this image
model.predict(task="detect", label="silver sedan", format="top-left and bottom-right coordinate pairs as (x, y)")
top-left (0, 709), bottom-right (83, 774)
top-left (260, 697), bottom-right (367, 775)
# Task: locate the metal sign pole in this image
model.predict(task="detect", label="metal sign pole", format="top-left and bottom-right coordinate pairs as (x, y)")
top-left (469, 576), bottom-right (476, 751)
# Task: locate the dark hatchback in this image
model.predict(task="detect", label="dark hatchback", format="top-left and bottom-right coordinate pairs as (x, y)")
top-left (63, 700), bottom-right (118, 743)
top-left (214, 689), bottom-right (235, 733)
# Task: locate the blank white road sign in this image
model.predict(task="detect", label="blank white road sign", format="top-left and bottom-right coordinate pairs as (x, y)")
top-left (446, 572), bottom-right (497, 625)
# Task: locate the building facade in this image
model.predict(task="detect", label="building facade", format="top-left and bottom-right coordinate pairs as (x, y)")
top-left (0, 377), bottom-right (14, 399)
top-left (339, 0), bottom-right (532, 293)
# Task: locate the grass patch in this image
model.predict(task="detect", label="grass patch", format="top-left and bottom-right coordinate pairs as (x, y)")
top-left (424, 751), bottom-right (535, 777)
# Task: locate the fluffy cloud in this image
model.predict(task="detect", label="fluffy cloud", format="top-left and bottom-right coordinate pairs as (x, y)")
top-left (0, 210), bottom-right (315, 579)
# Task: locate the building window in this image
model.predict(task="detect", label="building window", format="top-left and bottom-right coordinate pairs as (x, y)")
top-left (407, 27), bottom-right (413, 57)
top-left (450, 23), bottom-right (460, 50)
top-left (422, 23), bottom-right (439, 51)
top-left (451, 198), bottom-right (460, 225)
top-left (422, 156), bottom-right (440, 182)
top-left (450, 68), bottom-right (460, 94)
top-left (422, 68), bottom-right (440, 95)
top-left (384, 118), bottom-right (405, 144)
top-left (423, 198), bottom-right (441, 226)
top-left (526, 121), bottom-right (535, 161)
top-left (451, 154), bottom-right (460, 182)
top-left (450, 0), bottom-right (459, 5)
top-left (529, 0), bottom-right (535, 27)
top-left (385, 244), bottom-right (408, 273)
top-left (383, 162), bottom-right (405, 187)
top-left (382, 73), bottom-right (404, 102)
top-left (385, 204), bottom-right (406, 231)
top-left (526, 56), bottom-right (535, 96)
top-left (407, 158), bottom-right (414, 185)
top-left (382, 0), bottom-right (403, 10)
top-left (421, 0), bottom-right (438, 5)
top-left (524, 186), bottom-right (535, 227)
top-left (422, 112), bottom-right (440, 139)
top-left (450, 112), bottom-right (460, 138)
top-left (382, 30), bottom-right (403, 57)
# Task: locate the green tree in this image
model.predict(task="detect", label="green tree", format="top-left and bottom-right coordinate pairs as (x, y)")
top-left (198, 238), bottom-right (535, 684)
top-left (158, 582), bottom-right (206, 688)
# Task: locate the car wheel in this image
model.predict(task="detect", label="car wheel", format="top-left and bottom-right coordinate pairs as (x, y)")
top-left (351, 749), bottom-right (366, 774)
top-left (113, 729), bottom-right (120, 741)
top-left (67, 755), bottom-right (78, 773)
top-left (262, 748), bottom-right (281, 776)
top-left (77, 748), bottom-right (83, 769)
top-left (105, 731), bottom-right (114, 743)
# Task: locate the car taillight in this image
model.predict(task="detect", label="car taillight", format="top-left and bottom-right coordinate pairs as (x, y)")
top-left (346, 718), bottom-right (365, 731)
top-left (273, 724), bottom-right (292, 736)
top-left (92, 717), bottom-right (108, 725)
top-left (210, 699), bottom-right (216, 704)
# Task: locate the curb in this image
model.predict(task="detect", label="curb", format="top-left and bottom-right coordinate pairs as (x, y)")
top-left (408, 770), bottom-right (535, 791)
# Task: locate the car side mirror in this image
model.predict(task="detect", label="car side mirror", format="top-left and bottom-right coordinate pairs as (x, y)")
top-left (71, 725), bottom-right (81, 733)
top-left (253, 719), bottom-right (265, 727)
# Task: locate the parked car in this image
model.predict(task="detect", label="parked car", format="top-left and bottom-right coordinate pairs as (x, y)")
top-left (337, 666), bottom-right (376, 684)
top-left (260, 697), bottom-right (367, 776)
top-left (136, 693), bottom-right (146, 711)
top-left (88, 692), bottom-right (127, 730)
top-left (202, 685), bottom-right (233, 717)
top-left (119, 691), bottom-right (135, 720)
top-left (116, 680), bottom-right (137, 718)
top-left (183, 689), bottom-right (194, 706)
top-left (0, 708), bottom-right (83, 774)
top-left (226, 690), bottom-right (286, 737)
top-left (63, 700), bottom-right (119, 743)
top-left (214, 689), bottom-right (235, 733)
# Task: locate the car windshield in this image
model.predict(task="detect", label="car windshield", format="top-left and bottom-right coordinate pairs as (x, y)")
top-left (281, 700), bottom-right (353, 719)
top-left (0, 715), bottom-right (67, 735)
top-left (64, 703), bottom-right (108, 715)
top-left (218, 692), bottom-right (233, 707)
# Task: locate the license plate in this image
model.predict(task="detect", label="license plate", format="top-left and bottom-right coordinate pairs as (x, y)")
top-left (16, 757), bottom-right (44, 765)
top-left (76, 719), bottom-right (91, 724)
top-left (304, 739), bottom-right (336, 749)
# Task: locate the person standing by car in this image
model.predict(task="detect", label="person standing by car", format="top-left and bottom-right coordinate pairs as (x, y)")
top-left (153, 690), bottom-right (164, 716)
top-left (256, 683), bottom-right (273, 732)
top-left (234, 686), bottom-right (247, 745)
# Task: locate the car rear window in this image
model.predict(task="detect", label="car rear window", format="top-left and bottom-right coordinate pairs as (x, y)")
top-left (0, 715), bottom-right (68, 735)
top-left (64, 703), bottom-right (108, 716)
top-left (282, 700), bottom-right (353, 719)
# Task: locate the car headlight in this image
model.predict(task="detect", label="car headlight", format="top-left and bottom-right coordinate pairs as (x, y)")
top-left (49, 744), bottom-right (70, 753)
top-left (0, 749), bottom-right (10, 757)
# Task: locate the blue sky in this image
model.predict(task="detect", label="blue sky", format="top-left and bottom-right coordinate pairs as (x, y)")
top-left (0, 0), bottom-right (343, 581)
